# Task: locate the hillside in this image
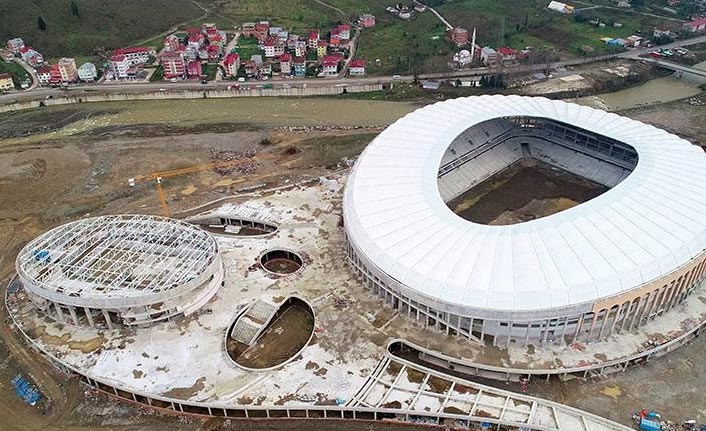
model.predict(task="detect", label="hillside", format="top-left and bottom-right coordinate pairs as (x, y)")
top-left (0, 0), bottom-right (205, 57)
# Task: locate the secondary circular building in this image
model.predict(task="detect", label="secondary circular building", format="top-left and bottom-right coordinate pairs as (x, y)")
top-left (343, 95), bottom-right (706, 347)
top-left (16, 214), bottom-right (224, 328)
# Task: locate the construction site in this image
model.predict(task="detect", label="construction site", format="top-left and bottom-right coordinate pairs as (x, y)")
top-left (1, 93), bottom-right (706, 431)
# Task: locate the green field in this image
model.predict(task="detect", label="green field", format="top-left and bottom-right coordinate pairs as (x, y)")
top-left (356, 13), bottom-right (452, 75)
top-left (0, 0), bottom-right (204, 57)
top-left (233, 37), bottom-right (260, 61)
top-left (215, 0), bottom-right (342, 32)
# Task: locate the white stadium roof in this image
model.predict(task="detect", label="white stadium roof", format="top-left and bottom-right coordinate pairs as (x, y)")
top-left (343, 95), bottom-right (706, 312)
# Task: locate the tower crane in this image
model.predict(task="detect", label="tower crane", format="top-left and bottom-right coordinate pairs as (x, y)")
top-left (128, 158), bottom-right (253, 218)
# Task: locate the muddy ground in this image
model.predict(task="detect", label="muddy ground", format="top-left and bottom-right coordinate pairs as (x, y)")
top-left (448, 159), bottom-right (607, 225)
top-left (1, 93), bottom-right (706, 430)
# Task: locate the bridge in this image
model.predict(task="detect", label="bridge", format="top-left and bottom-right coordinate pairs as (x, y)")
top-left (638, 57), bottom-right (706, 79)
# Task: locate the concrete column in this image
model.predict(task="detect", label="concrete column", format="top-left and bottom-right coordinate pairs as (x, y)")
top-left (606, 306), bottom-right (620, 338)
top-left (560, 316), bottom-right (569, 343)
top-left (102, 309), bottom-right (113, 330)
top-left (54, 302), bottom-right (65, 323)
top-left (84, 307), bottom-right (95, 328)
top-left (572, 314), bottom-right (585, 343)
top-left (587, 312), bottom-right (600, 341)
top-left (68, 306), bottom-right (79, 326)
top-left (524, 321), bottom-right (531, 346)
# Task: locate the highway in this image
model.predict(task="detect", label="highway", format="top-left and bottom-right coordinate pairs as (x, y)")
top-left (2, 35), bottom-right (706, 105)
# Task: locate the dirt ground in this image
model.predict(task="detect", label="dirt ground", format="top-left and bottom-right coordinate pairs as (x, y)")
top-left (229, 304), bottom-right (314, 369)
top-left (448, 159), bottom-right (607, 225)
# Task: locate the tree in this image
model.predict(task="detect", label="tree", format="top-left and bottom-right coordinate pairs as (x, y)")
top-left (70, 0), bottom-right (80, 18)
top-left (37, 16), bottom-right (47, 31)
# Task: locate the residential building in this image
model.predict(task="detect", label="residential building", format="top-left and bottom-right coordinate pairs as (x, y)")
top-left (308, 30), bottom-right (320, 49)
top-left (348, 59), bottom-right (365, 76)
top-left (48, 64), bottom-right (63, 86)
top-left (78, 62), bottom-right (97, 82)
top-left (263, 37), bottom-right (284, 58)
top-left (269, 26), bottom-right (283, 36)
top-left (24, 51), bottom-right (44, 67)
top-left (0, 49), bottom-right (13, 63)
top-left (207, 44), bottom-right (221, 62)
top-left (254, 22), bottom-right (271, 42)
top-left (497, 47), bottom-right (518, 63)
top-left (188, 33), bottom-right (205, 49)
top-left (242, 22), bottom-right (256, 38)
top-left (36, 65), bottom-right (52, 85)
top-left (625, 35), bottom-right (644, 47)
top-left (250, 55), bottom-right (263, 66)
top-left (329, 28), bottom-right (341, 47)
top-left (293, 56), bottom-right (306, 77)
top-left (287, 34), bottom-right (300, 51)
top-left (337, 24), bottom-right (351, 40)
top-left (7, 37), bottom-right (24, 53)
top-left (110, 55), bottom-right (130, 79)
top-left (20, 46), bottom-right (42, 64)
top-left (187, 60), bottom-right (202, 78)
top-left (317, 40), bottom-right (328, 58)
top-left (359, 14), bottom-right (376, 28)
top-left (112, 47), bottom-right (153, 65)
top-left (57, 58), bottom-right (78, 82)
top-left (223, 53), bottom-right (240, 78)
top-left (683, 17), bottom-right (706, 33)
top-left (321, 55), bottom-right (340, 76)
top-left (414, 4), bottom-right (426, 13)
top-left (160, 51), bottom-right (186, 79)
top-left (0, 73), bottom-right (13, 91)
top-left (295, 40), bottom-right (307, 57)
top-left (244, 60), bottom-right (258, 77)
top-left (280, 53), bottom-right (292, 76)
top-left (186, 26), bottom-right (201, 35)
top-left (480, 47), bottom-right (499, 66)
top-left (447, 27), bottom-right (469, 46)
top-left (547, 1), bottom-right (574, 14)
top-left (164, 35), bottom-right (181, 52)
top-left (258, 63), bottom-right (272, 79)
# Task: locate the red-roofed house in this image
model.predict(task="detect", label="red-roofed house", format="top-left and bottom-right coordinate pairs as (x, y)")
top-left (447, 27), bottom-right (469, 46)
top-left (164, 35), bottom-right (181, 52)
top-left (329, 28), bottom-right (341, 47)
top-left (337, 24), bottom-right (351, 40)
top-left (349, 59), bottom-right (365, 76)
top-left (684, 17), bottom-right (706, 33)
top-left (110, 54), bottom-right (130, 79)
top-left (223, 53), bottom-right (240, 78)
top-left (280, 53), bottom-right (292, 76)
top-left (36, 65), bottom-right (52, 85)
top-left (187, 60), bottom-right (202, 78)
top-left (359, 14), bottom-right (376, 28)
top-left (254, 22), bottom-right (271, 42)
top-left (264, 37), bottom-right (284, 58)
top-left (244, 60), bottom-right (258, 77)
top-left (207, 44), bottom-right (221, 62)
top-left (49, 64), bottom-right (63, 86)
top-left (112, 47), bottom-right (153, 65)
top-left (308, 30), bottom-right (320, 49)
top-left (188, 33), bottom-right (205, 49)
top-left (160, 51), bottom-right (186, 79)
top-left (320, 55), bottom-right (340, 76)
top-left (186, 27), bottom-right (201, 35)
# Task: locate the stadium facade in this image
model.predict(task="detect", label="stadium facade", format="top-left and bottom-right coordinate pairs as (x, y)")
top-left (16, 215), bottom-right (224, 328)
top-left (343, 95), bottom-right (706, 346)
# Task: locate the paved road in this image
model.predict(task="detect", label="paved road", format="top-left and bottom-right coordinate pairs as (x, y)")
top-left (13, 59), bottom-right (38, 91)
top-left (414, 0), bottom-right (453, 30)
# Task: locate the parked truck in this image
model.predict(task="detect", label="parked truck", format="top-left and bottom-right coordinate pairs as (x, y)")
top-left (11, 375), bottom-right (41, 406)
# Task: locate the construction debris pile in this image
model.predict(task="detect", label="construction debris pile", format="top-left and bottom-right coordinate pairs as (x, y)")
top-left (632, 409), bottom-right (705, 431)
top-left (210, 148), bottom-right (260, 175)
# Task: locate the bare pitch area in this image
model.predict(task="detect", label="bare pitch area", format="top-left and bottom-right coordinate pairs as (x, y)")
top-left (448, 159), bottom-right (608, 225)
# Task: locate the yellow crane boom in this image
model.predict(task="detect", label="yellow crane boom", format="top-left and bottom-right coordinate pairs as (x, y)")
top-left (130, 158), bottom-right (253, 218)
